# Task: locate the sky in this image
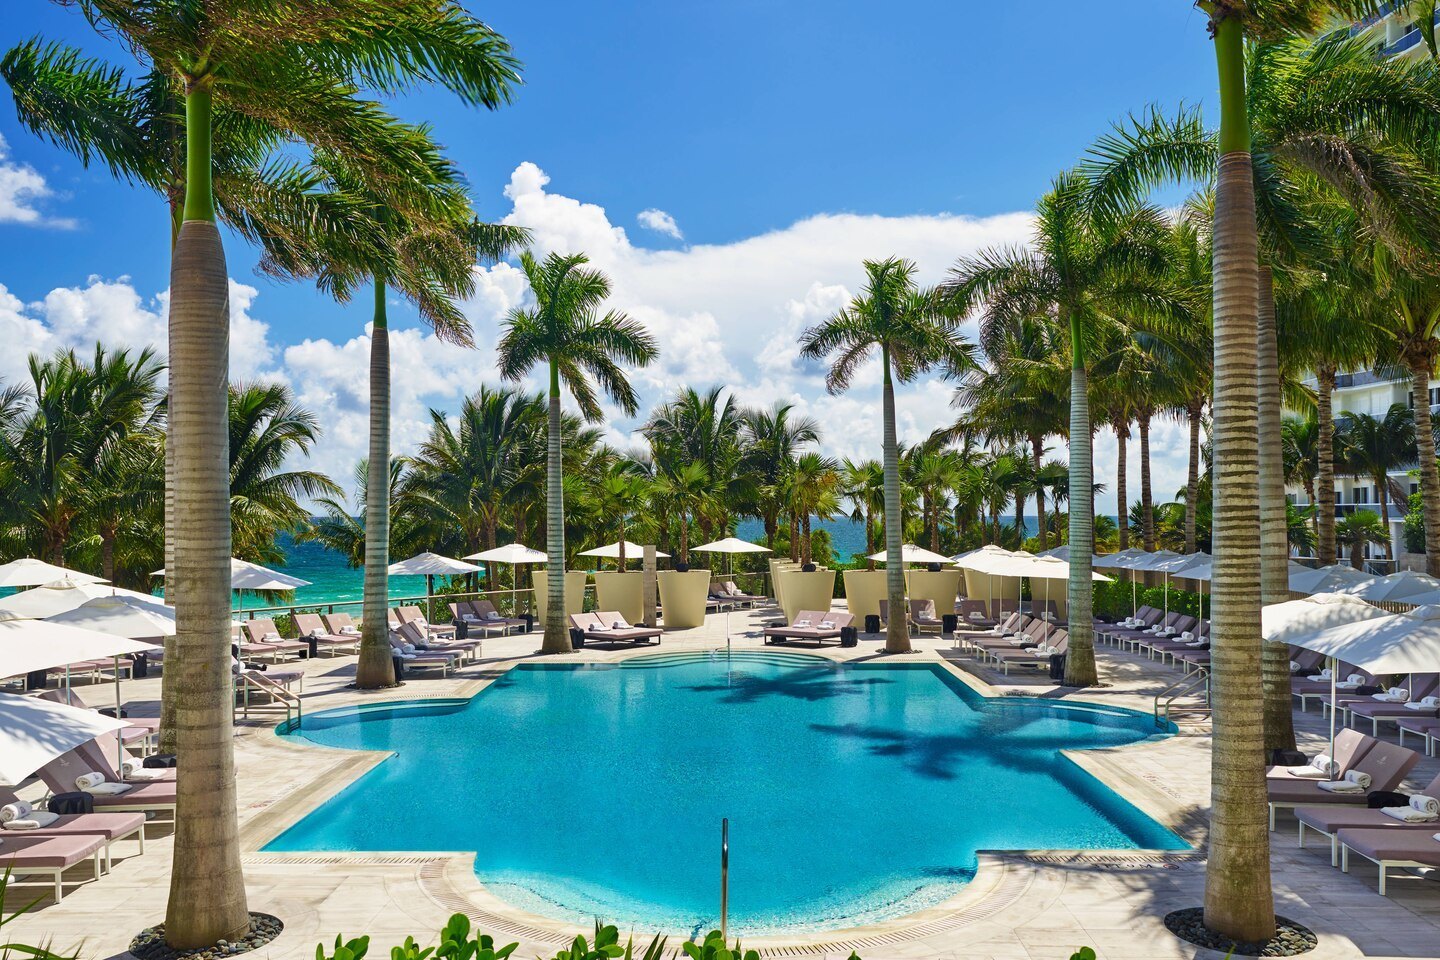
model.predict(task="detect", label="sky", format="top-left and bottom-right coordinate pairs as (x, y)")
top-left (0, 1), bottom-right (1219, 515)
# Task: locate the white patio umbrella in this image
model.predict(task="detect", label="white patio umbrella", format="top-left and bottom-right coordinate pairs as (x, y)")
top-left (1142, 550), bottom-right (1207, 621)
top-left (153, 557), bottom-right (311, 615)
top-left (953, 546), bottom-right (1026, 629)
top-left (866, 543), bottom-right (956, 566)
top-left (1335, 569), bottom-right (1440, 604)
top-left (47, 596), bottom-right (176, 639)
top-left (692, 538), bottom-right (772, 645)
top-left (0, 579), bottom-right (162, 619)
top-left (388, 552), bottom-right (483, 614)
top-left (1288, 563), bottom-right (1375, 595)
top-left (0, 559), bottom-right (105, 588)
top-left (0, 692), bottom-right (129, 786)
top-left (463, 544), bottom-right (548, 615)
top-left (1278, 608), bottom-right (1440, 764)
top-left (0, 614), bottom-right (161, 775)
top-left (1093, 549), bottom-right (1153, 615)
top-left (578, 541), bottom-right (669, 572)
top-left (1021, 555), bottom-right (1112, 639)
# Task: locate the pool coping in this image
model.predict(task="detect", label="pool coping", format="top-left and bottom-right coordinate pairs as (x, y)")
top-left (239, 644), bottom-right (1205, 950)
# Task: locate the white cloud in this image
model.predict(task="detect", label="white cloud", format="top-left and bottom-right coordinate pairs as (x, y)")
top-left (0, 160), bottom-right (1197, 514)
top-left (636, 208), bottom-right (682, 240)
top-left (0, 135), bottom-right (74, 228)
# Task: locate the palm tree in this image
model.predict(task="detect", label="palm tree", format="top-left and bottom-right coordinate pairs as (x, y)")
top-left (652, 462), bottom-right (711, 564)
top-left (400, 387), bottom-right (546, 563)
top-left (799, 257), bottom-right (974, 654)
top-left (591, 463), bottom-right (651, 569)
top-left (303, 459), bottom-right (405, 569)
top-left (1282, 414), bottom-right (1320, 538)
top-left (226, 383), bottom-right (340, 564)
top-left (1336, 405), bottom-right (1416, 562)
top-left (498, 251), bottom-right (658, 653)
top-left (741, 403), bottom-right (820, 548)
top-left (789, 452), bottom-right (841, 564)
top-left (945, 173), bottom-right (1176, 687)
top-left (1100, 7), bottom-right (1393, 941)
top-left (840, 458), bottom-right (885, 566)
top-left (45, 0), bottom-right (525, 944)
top-left (1337, 509), bottom-right (1392, 570)
top-left (907, 447), bottom-right (963, 552)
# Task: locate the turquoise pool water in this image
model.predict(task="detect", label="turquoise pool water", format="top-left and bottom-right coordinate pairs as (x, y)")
top-left (268, 652), bottom-right (1185, 934)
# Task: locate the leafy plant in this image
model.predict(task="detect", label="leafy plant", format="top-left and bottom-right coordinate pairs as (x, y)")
top-left (1068, 949), bottom-right (1096, 960)
top-left (678, 930), bottom-right (757, 960)
top-left (546, 923), bottom-right (663, 960)
top-left (0, 867), bottom-right (77, 960)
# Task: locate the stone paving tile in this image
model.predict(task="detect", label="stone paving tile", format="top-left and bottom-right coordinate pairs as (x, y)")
top-left (5, 604), bottom-right (1440, 959)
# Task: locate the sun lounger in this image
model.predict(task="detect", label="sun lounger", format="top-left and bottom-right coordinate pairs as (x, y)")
top-left (1338, 826), bottom-right (1440, 894)
top-left (0, 833), bottom-right (105, 900)
top-left (1291, 664), bottom-right (1374, 711)
top-left (992, 633), bottom-right (1068, 674)
top-left (762, 610), bottom-right (853, 647)
top-left (1267, 739), bottom-right (1421, 829)
top-left (291, 613), bottom-right (361, 656)
top-left (394, 620), bottom-right (480, 662)
top-left (37, 741), bottom-right (176, 822)
top-left (0, 789), bottom-right (145, 872)
top-left (1269, 728), bottom-right (1373, 781)
top-left (387, 633), bottom-right (456, 676)
top-left (1342, 676), bottom-right (1440, 734)
top-left (241, 619), bottom-right (309, 662)
top-left (570, 612), bottom-right (662, 646)
top-left (395, 606), bottom-right (456, 640)
top-left (956, 599), bottom-right (995, 629)
top-left (37, 688), bottom-right (158, 754)
top-left (1294, 771), bottom-right (1440, 865)
top-left (1097, 606), bottom-right (1163, 644)
top-left (1396, 714), bottom-right (1440, 755)
top-left (720, 581), bottom-right (765, 606)
top-left (1291, 648), bottom-right (1325, 675)
top-left (465, 600), bottom-right (528, 634)
top-left (953, 612), bottom-right (1029, 648)
top-left (320, 612), bottom-right (367, 639)
top-left (971, 619), bottom-right (1052, 659)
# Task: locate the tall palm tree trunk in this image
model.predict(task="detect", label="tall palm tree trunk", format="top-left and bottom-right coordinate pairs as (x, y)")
top-left (1202, 18), bottom-right (1275, 940)
top-left (1139, 411), bottom-right (1155, 551)
top-left (1316, 367), bottom-right (1338, 566)
top-left (1185, 401), bottom-right (1202, 553)
top-left (164, 80), bottom-right (250, 948)
top-left (1409, 355), bottom-right (1440, 577)
top-left (356, 277), bottom-right (396, 689)
top-left (801, 513), bottom-right (812, 565)
top-left (542, 360), bottom-right (570, 653)
top-left (1257, 266), bottom-right (1296, 753)
top-left (1031, 433), bottom-right (1048, 551)
top-left (160, 407), bottom-right (177, 755)
top-left (1064, 308), bottom-right (1097, 687)
top-left (1116, 423), bottom-right (1129, 551)
top-left (1377, 471), bottom-right (1395, 561)
top-left (881, 350), bottom-right (910, 654)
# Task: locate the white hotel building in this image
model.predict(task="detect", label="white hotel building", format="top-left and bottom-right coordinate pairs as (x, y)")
top-left (1284, 4), bottom-right (1439, 568)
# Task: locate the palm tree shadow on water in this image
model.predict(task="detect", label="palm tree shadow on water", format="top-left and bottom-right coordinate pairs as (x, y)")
top-left (683, 666), bottom-right (894, 704)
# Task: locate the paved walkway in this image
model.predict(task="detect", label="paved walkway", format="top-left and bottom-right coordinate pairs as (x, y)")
top-left (7, 604), bottom-right (1440, 960)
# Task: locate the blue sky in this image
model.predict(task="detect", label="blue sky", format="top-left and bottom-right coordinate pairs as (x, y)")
top-left (0, 1), bottom-right (1218, 510)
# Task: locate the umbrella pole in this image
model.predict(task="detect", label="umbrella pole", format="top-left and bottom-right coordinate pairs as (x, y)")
top-left (113, 655), bottom-right (123, 774)
top-left (1328, 658), bottom-right (1337, 778)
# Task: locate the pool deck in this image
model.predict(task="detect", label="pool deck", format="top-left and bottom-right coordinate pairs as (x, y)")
top-left (9, 602), bottom-right (1440, 960)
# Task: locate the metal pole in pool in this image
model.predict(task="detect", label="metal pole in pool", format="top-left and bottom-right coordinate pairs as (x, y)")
top-left (719, 817), bottom-right (729, 943)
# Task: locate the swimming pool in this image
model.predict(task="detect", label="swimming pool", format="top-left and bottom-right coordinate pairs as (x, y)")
top-left (268, 651), bottom-right (1186, 935)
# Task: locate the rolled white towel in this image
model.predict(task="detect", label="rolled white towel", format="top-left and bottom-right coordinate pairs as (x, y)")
top-left (818, 620), bottom-right (835, 629)
top-left (0, 801), bottom-right (31, 823)
top-left (340, 626), bottom-right (360, 636)
top-left (1374, 686), bottom-right (1410, 703)
top-left (1412, 794), bottom-right (1440, 817)
top-left (121, 758), bottom-right (166, 782)
top-left (1318, 779), bottom-right (1366, 794)
top-left (1286, 754), bottom-right (1338, 779)
top-left (1161, 627), bottom-right (1177, 637)
top-left (262, 632), bottom-right (280, 642)
top-left (795, 619), bottom-right (811, 627)
top-left (400, 642), bottom-right (415, 654)
top-left (1348, 673), bottom-right (1366, 685)
top-left (2, 811), bottom-right (58, 830)
top-left (1405, 696), bottom-right (1440, 710)
top-left (82, 781), bottom-right (132, 796)
top-left (1290, 660), bottom-right (1300, 672)
top-left (74, 772), bottom-right (105, 791)
top-left (484, 612), bottom-right (502, 621)
top-left (1180, 631), bottom-right (1194, 641)
top-left (612, 620), bottom-right (630, 630)
top-left (1382, 805), bottom-right (1436, 822)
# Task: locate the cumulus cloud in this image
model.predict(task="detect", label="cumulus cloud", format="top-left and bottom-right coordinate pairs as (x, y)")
top-left (636, 208), bottom-right (682, 240)
top-left (0, 160), bottom-right (1193, 513)
top-left (0, 135), bottom-right (74, 228)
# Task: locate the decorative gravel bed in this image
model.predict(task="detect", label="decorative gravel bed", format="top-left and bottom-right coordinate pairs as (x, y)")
top-left (1164, 908), bottom-right (1317, 957)
top-left (130, 913), bottom-right (283, 960)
